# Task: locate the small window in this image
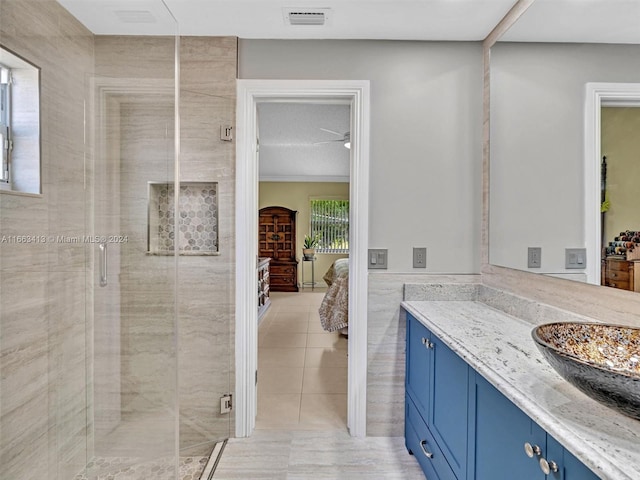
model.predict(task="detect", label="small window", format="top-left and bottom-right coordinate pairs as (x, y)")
top-left (0, 45), bottom-right (41, 195)
top-left (0, 64), bottom-right (10, 184)
top-left (310, 199), bottom-right (349, 253)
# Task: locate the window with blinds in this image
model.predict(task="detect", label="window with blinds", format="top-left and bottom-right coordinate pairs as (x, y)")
top-left (310, 199), bottom-right (349, 253)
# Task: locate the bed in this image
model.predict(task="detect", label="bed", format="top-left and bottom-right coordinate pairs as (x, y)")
top-left (318, 258), bottom-right (349, 334)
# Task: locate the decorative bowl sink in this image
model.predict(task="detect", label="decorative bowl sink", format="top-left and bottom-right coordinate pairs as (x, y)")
top-left (532, 322), bottom-right (640, 420)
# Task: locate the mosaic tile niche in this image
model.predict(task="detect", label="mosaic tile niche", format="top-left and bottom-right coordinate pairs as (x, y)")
top-left (148, 182), bottom-right (219, 255)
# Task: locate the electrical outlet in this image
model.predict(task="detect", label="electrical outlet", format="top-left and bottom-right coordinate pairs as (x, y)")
top-left (368, 249), bottom-right (388, 269)
top-left (413, 247), bottom-right (427, 268)
top-left (528, 247), bottom-right (542, 268)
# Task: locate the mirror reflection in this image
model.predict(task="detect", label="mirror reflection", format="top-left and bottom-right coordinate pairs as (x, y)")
top-left (489, 0), bottom-right (640, 294)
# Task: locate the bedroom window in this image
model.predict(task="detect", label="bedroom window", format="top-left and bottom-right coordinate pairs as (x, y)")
top-left (310, 199), bottom-right (349, 254)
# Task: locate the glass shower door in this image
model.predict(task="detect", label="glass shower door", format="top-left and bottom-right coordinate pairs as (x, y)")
top-left (85, 11), bottom-right (180, 479)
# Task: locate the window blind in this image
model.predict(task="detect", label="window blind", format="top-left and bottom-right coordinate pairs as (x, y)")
top-left (310, 199), bottom-right (349, 253)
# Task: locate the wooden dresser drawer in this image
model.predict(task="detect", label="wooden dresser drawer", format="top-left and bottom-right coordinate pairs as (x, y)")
top-left (608, 260), bottom-right (631, 273)
top-left (270, 264), bottom-right (297, 276)
top-left (605, 270), bottom-right (630, 282)
top-left (270, 275), bottom-right (296, 286)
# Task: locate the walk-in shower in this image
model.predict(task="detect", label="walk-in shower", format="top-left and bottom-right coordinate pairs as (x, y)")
top-left (0, 2), bottom-right (234, 479)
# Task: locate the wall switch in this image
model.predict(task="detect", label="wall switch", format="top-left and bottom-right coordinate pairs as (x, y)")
top-left (368, 249), bottom-right (388, 269)
top-left (527, 247), bottom-right (542, 268)
top-left (565, 248), bottom-right (587, 269)
top-left (413, 247), bottom-right (427, 268)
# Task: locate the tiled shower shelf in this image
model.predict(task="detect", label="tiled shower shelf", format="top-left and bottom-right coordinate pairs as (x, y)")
top-left (148, 182), bottom-right (219, 256)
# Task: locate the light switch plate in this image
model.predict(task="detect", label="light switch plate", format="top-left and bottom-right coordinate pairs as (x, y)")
top-left (565, 248), bottom-right (587, 269)
top-left (368, 249), bottom-right (388, 269)
top-left (413, 247), bottom-right (427, 268)
top-left (527, 247), bottom-right (541, 268)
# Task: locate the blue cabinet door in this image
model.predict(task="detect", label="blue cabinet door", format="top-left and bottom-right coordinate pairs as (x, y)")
top-left (546, 435), bottom-right (601, 480)
top-left (474, 374), bottom-right (545, 480)
top-left (429, 334), bottom-right (470, 480)
top-left (406, 313), bottom-right (431, 420)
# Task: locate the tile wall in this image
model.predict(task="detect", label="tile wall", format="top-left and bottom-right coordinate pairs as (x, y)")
top-left (0, 1), bottom-right (94, 479)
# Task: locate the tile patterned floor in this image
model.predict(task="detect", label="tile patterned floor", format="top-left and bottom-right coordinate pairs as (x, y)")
top-left (74, 455), bottom-right (208, 480)
top-left (257, 291), bottom-right (348, 431)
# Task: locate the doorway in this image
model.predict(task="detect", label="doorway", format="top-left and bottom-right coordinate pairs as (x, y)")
top-left (235, 80), bottom-right (370, 437)
top-left (585, 83), bottom-right (640, 286)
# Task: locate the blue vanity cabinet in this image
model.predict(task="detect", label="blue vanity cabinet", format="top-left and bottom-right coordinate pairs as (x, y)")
top-left (406, 312), bottom-right (432, 420)
top-left (428, 333), bottom-right (471, 480)
top-left (405, 309), bottom-right (602, 480)
top-left (405, 312), bottom-right (469, 480)
top-left (473, 374), bottom-right (601, 480)
top-left (473, 374), bottom-right (546, 480)
top-left (545, 435), bottom-right (601, 480)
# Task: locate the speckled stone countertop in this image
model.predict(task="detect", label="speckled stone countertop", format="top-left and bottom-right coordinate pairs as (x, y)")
top-left (401, 301), bottom-right (640, 480)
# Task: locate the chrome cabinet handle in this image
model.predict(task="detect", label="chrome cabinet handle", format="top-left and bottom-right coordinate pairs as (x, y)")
top-left (99, 242), bottom-right (107, 287)
top-left (419, 440), bottom-right (434, 459)
top-left (539, 457), bottom-right (559, 475)
top-left (524, 442), bottom-right (542, 458)
top-left (421, 337), bottom-right (434, 349)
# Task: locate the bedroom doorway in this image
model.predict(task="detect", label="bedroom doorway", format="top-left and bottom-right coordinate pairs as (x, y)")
top-left (236, 80), bottom-right (370, 438)
top-left (256, 102), bottom-right (351, 430)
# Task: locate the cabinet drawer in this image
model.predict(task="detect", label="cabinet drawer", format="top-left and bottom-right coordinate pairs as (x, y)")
top-left (608, 260), bottom-right (630, 272)
top-left (406, 396), bottom-right (456, 480)
top-left (605, 278), bottom-right (630, 290)
top-left (270, 265), bottom-right (296, 275)
top-left (270, 275), bottom-right (296, 286)
top-left (605, 269), bottom-right (629, 282)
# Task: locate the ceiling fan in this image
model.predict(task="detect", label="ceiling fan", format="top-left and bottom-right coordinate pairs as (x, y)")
top-left (314, 128), bottom-right (351, 149)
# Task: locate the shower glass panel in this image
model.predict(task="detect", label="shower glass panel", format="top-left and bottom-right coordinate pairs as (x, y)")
top-left (176, 88), bottom-right (234, 457)
top-left (85, 4), bottom-right (181, 478)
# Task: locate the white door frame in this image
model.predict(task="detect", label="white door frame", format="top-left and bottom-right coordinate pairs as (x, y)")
top-left (585, 82), bottom-right (640, 284)
top-left (235, 79), bottom-right (370, 438)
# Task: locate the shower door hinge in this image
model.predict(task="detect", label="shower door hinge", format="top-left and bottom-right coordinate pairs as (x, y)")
top-left (220, 125), bottom-right (233, 142)
top-left (220, 394), bottom-right (233, 414)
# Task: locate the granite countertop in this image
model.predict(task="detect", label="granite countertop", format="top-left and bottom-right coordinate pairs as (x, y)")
top-left (401, 300), bottom-right (640, 480)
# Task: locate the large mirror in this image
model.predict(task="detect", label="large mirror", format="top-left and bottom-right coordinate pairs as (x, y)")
top-left (489, 0), bottom-right (640, 294)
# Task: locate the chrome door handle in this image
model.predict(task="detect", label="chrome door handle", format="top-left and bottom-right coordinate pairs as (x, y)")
top-left (419, 440), bottom-right (434, 459)
top-left (524, 442), bottom-right (542, 458)
top-left (539, 457), bottom-right (559, 475)
top-left (421, 337), bottom-right (434, 349)
top-left (99, 242), bottom-right (107, 287)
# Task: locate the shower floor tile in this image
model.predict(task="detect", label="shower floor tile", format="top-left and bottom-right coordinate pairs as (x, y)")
top-left (74, 455), bottom-right (207, 480)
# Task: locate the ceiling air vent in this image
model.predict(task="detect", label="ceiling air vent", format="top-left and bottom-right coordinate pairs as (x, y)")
top-left (283, 8), bottom-right (332, 26)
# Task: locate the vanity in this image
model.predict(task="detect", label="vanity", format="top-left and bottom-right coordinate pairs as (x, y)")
top-left (402, 300), bottom-right (640, 480)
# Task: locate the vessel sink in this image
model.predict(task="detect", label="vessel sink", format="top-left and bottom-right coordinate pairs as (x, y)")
top-left (532, 322), bottom-right (640, 420)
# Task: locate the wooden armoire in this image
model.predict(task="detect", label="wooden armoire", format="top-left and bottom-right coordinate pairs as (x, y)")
top-left (258, 206), bottom-right (299, 292)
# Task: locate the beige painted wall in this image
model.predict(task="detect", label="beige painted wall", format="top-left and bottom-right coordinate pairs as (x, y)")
top-left (242, 40), bottom-right (483, 274)
top-left (601, 107), bottom-right (640, 244)
top-left (259, 181), bottom-right (349, 286)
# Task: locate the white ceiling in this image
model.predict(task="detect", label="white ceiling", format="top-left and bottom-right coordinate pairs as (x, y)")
top-left (57, 0), bottom-right (519, 40)
top-left (258, 103), bottom-right (350, 182)
top-left (500, 0), bottom-right (640, 44)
